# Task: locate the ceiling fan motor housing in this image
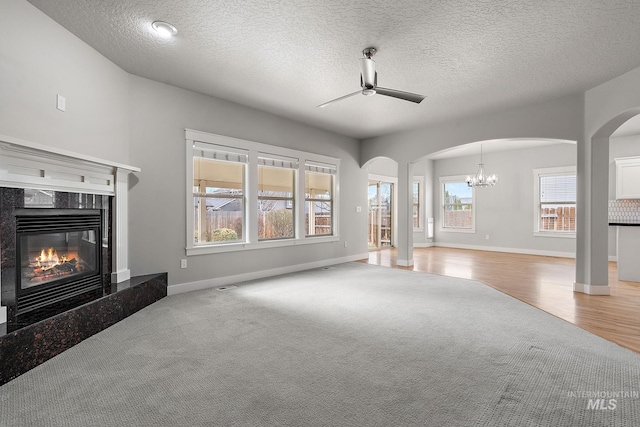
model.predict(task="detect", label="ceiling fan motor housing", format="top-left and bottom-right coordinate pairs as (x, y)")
top-left (363, 47), bottom-right (377, 59)
top-left (316, 47), bottom-right (425, 107)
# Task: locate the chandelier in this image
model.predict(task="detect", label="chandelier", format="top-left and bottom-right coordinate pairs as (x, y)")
top-left (466, 145), bottom-right (497, 187)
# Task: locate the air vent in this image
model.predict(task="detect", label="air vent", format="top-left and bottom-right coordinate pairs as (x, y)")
top-left (217, 285), bottom-right (238, 291)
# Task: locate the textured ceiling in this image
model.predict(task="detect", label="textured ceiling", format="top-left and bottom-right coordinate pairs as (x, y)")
top-left (26, 0), bottom-right (640, 139)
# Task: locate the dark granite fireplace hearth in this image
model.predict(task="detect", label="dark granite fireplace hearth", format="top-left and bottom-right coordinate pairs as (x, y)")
top-left (0, 272), bottom-right (167, 385)
top-left (0, 187), bottom-right (167, 385)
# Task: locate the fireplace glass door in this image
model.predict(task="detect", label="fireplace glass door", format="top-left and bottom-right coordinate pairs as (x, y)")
top-left (19, 230), bottom-right (98, 290)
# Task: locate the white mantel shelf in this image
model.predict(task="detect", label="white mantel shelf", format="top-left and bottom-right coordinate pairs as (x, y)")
top-left (0, 133), bottom-right (140, 298)
top-left (0, 134), bottom-right (139, 197)
top-left (0, 133), bottom-right (139, 173)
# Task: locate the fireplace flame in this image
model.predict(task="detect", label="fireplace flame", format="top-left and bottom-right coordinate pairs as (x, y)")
top-left (35, 247), bottom-right (68, 271)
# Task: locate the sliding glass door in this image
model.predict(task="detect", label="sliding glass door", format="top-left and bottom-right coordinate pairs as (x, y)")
top-left (368, 181), bottom-right (393, 249)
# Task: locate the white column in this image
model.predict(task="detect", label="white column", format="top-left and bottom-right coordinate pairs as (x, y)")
top-left (574, 135), bottom-right (610, 295)
top-left (0, 306), bottom-right (6, 323)
top-left (111, 168), bottom-right (133, 283)
top-left (396, 161), bottom-right (414, 267)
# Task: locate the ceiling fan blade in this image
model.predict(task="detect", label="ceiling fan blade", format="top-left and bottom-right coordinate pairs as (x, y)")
top-left (375, 87), bottom-right (425, 104)
top-left (358, 58), bottom-right (376, 88)
top-left (316, 90), bottom-right (361, 108)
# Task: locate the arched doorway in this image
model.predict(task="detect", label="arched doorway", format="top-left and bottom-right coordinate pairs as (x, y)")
top-left (576, 108), bottom-right (640, 294)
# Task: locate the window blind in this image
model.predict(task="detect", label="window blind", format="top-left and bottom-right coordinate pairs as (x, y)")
top-left (540, 175), bottom-right (576, 203)
top-left (258, 153), bottom-right (299, 169)
top-left (305, 161), bottom-right (337, 175)
top-left (193, 141), bottom-right (248, 163)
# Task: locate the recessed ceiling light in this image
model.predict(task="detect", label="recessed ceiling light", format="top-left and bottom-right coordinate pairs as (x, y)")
top-left (151, 21), bottom-right (177, 38)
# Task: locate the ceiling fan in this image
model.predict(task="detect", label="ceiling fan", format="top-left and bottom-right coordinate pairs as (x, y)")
top-left (317, 47), bottom-right (426, 108)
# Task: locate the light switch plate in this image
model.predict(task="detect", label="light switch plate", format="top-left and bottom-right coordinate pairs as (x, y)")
top-left (56, 95), bottom-right (66, 112)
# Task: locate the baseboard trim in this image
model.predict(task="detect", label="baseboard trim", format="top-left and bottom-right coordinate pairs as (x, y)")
top-left (609, 256), bottom-right (618, 262)
top-left (111, 269), bottom-right (131, 283)
top-left (413, 242), bottom-right (434, 248)
top-left (573, 282), bottom-right (611, 295)
top-left (397, 258), bottom-right (414, 267)
top-left (168, 253), bottom-right (370, 295)
top-left (433, 243), bottom-right (576, 259)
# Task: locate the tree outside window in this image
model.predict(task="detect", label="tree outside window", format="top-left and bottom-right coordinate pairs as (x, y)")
top-left (441, 178), bottom-right (474, 230)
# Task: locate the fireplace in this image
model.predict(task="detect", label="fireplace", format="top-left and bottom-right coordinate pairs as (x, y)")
top-left (1, 188), bottom-right (112, 328)
top-left (14, 209), bottom-right (103, 316)
top-left (0, 137), bottom-right (170, 386)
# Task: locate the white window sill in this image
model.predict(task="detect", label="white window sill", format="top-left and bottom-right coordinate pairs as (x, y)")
top-left (533, 231), bottom-right (576, 239)
top-left (439, 227), bottom-right (476, 234)
top-left (186, 235), bottom-right (340, 256)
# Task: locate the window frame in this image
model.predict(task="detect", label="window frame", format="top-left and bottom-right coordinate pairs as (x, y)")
top-left (439, 175), bottom-right (476, 233)
top-left (193, 161), bottom-right (246, 246)
top-left (257, 154), bottom-right (298, 241)
top-left (305, 163), bottom-right (336, 237)
top-left (413, 176), bottom-right (424, 231)
top-left (186, 129), bottom-right (340, 256)
top-left (533, 166), bottom-right (576, 238)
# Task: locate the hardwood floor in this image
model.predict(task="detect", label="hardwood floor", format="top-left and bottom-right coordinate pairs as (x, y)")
top-left (363, 247), bottom-right (640, 354)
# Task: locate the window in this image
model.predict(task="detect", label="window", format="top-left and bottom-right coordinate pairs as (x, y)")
top-left (305, 162), bottom-right (335, 236)
top-left (413, 177), bottom-right (424, 230)
top-left (186, 129), bottom-right (339, 255)
top-left (193, 144), bottom-right (246, 245)
top-left (258, 155), bottom-right (297, 240)
top-left (534, 166), bottom-right (576, 237)
top-left (440, 176), bottom-right (475, 232)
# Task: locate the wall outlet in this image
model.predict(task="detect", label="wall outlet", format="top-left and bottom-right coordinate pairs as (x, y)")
top-left (485, 234), bottom-right (490, 240)
top-left (344, 241), bottom-right (348, 248)
top-left (180, 259), bottom-right (187, 269)
top-left (356, 206), bottom-right (362, 213)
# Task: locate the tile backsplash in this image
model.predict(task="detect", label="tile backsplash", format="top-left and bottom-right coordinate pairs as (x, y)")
top-left (609, 199), bottom-right (640, 224)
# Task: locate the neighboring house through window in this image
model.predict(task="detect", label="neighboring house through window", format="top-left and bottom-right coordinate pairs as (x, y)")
top-left (186, 129), bottom-right (339, 255)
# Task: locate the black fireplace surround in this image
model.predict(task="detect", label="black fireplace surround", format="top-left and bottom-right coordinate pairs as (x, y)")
top-left (14, 208), bottom-right (103, 316)
top-left (1, 188), bottom-right (111, 328)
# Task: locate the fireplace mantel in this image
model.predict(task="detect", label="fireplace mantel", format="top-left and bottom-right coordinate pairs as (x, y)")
top-left (0, 134), bottom-right (140, 323)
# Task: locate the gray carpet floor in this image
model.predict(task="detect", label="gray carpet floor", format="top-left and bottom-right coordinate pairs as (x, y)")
top-left (1, 262), bottom-right (639, 426)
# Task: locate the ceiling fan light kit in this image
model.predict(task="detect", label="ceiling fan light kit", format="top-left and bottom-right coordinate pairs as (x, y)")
top-left (317, 47), bottom-right (426, 108)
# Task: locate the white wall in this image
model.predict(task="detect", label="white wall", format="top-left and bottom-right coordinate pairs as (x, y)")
top-left (361, 94), bottom-right (583, 166)
top-left (128, 76), bottom-right (367, 286)
top-left (0, 0), bottom-right (130, 164)
top-left (367, 157), bottom-right (397, 177)
top-left (413, 158), bottom-right (434, 245)
top-left (432, 144), bottom-right (577, 256)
